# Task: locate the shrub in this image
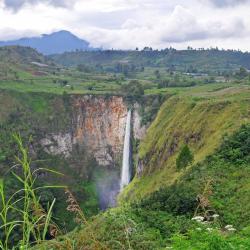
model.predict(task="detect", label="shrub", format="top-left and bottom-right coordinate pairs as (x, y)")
top-left (218, 124), bottom-right (250, 164)
top-left (120, 80), bottom-right (144, 100)
top-left (170, 228), bottom-right (250, 249)
top-left (176, 145), bottom-right (194, 170)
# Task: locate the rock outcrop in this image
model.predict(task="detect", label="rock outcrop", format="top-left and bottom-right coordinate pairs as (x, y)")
top-left (72, 95), bottom-right (127, 166)
top-left (133, 104), bottom-right (147, 140)
top-left (41, 95), bottom-right (145, 167)
top-left (40, 133), bottom-right (73, 157)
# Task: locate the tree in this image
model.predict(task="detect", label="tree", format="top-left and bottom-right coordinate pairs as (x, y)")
top-left (14, 71), bottom-right (19, 80)
top-left (59, 80), bottom-right (68, 87)
top-left (235, 67), bottom-right (248, 80)
top-left (154, 70), bottom-right (161, 79)
top-left (176, 145), bottom-right (194, 170)
top-left (77, 64), bottom-right (92, 73)
top-left (120, 80), bottom-right (144, 99)
top-left (158, 79), bottom-right (170, 88)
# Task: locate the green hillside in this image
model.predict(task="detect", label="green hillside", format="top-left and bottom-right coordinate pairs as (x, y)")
top-left (33, 86), bottom-right (250, 250)
top-left (0, 46), bottom-right (51, 79)
top-left (121, 85), bottom-right (250, 201)
top-left (0, 46), bottom-right (121, 95)
top-left (0, 46), bottom-right (47, 64)
top-left (50, 49), bottom-right (250, 74)
top-left (1, 46), bottom-right (250, 97)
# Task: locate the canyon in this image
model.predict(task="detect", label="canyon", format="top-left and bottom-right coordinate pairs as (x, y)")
top-left (36, 94), bottom-right (147, 208)
top-left (40, 95), bottom-right (146, 167)
top-left (0, 91), bottom-right (152, 211)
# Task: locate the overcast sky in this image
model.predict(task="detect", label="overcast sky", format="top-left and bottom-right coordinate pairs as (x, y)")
top-left (0, 0), bottom-right (250, 50)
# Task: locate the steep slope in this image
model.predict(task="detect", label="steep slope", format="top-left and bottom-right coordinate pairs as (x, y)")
top-left (0, 31), bottom-right (95, 55)
top-left (35, 125), bottom-right (250, 249)
top-left (121, 85), bottom-right (250, 201)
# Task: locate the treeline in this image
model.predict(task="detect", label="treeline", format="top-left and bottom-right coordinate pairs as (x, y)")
top-left (50, 48), bottom-right (250, 74)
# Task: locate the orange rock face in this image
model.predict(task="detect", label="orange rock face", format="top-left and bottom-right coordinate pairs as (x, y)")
top-left (72, 95), bottom-right (128, 166)
top-left (40, 95), bottom-right (146, 167)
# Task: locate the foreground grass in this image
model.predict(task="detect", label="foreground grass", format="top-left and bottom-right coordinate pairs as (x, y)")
top-left (0, 135), bottom-right (65, 250)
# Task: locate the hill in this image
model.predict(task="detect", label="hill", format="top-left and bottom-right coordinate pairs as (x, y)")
top-left (0, 30), bottom-right (95, 55)
top-left (50, 49), bottom-right (250, 74)
top-left (121, 85), bottom-right (250, 201)
top-left (0, 46), bottom-right (122, 95)
top-left (0, 46), bottom-right (48, 64)
top-left (1, 46), bottom-right (250, 97)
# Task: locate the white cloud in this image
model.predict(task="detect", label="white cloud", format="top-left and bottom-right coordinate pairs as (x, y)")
top-left (3, 0), bottom-right (77, 11)
top-left (0, 0), bottom-right (250, 50)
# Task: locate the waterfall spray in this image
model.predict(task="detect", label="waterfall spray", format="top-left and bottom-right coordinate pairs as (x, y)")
top-left (120, 110), bottom-right (132, 190)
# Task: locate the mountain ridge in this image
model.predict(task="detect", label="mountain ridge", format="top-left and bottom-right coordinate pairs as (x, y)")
top-left (0, 30), bottom-right (96, 55)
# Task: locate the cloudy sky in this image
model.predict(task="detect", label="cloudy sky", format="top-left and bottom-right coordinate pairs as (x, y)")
top-left (0, 0), bottom-right (250, 50)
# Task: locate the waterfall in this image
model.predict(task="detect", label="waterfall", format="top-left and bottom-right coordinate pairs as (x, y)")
top-left (120, 110), bottom-right (132, 190)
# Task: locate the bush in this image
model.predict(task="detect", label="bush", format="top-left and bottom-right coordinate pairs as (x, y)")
top-left (136, 183), bottom-right (198, 216)
top-left (218, 124), bottom-right (250, 164)
top-left (120, 80), bottom-right (144, 100)
top-left (170, 228), bottom-right (250, 249)
top-left (176, 145), bottom-right (194, 170)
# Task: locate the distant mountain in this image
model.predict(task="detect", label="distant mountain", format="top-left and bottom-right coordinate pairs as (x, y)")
top-left (0, 30), bottom-right (96, 55)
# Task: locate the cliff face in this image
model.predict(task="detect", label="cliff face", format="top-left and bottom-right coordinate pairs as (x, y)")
top-left (0, 91), bottom-right (146, 212)
top-left (72, 95), bottom-right (127, 166)
top-left (41, 95), bottom-right (145, 167)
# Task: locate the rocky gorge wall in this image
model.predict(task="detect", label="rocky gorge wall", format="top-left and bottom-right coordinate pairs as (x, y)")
top-left (73, 95), bottom-right (127, 166)
top-left (41, 95), bottom-right (146, 168)
top-left (0, 90), bottom-right (165, 213)
top-left (0, 90), bottom-right (147, 217)
top-left (39, 95), bottom-right (146, 208)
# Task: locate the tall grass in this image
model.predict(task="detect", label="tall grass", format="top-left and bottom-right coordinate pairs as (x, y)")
top-left (0, 134), bottom-right (64, 250)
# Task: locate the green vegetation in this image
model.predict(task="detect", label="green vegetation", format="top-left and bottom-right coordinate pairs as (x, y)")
top-left (120, 85), bottom-right (250, 202)
top-left (176, 144), bottom-right (194, 170)
top-left (137, 124), bottom-right (250, 226)
top-left (32, 125), bottom-right (250, 249)
top-left (120, 80), bottom-right (144, 100)
top-left (1, 47), bottom-right (250, 98)
top-left (0, 46), bottom-right (250, 249)
top-left (50, 48), bottom-right (250, 74)
top-left (170, 228), bottom-right (250, 250)
top-left (0, 90), bottom-right (101, 236)
top-left (0, 135), bottom-right (62, 250)
top-left (0, 47), bottom-right (121, 95)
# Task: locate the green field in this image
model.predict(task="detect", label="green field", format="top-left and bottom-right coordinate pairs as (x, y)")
top-left (1, 46), bottom-right (250, 97)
